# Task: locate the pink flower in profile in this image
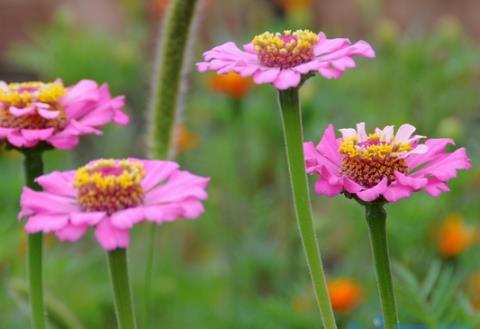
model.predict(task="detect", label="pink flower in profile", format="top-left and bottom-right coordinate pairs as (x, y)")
top-left (19, 159), bottom-right (209, 250)
top-left (0, 80), bottom-right (128, 149)
top-left (304, 123), bottom-right (471, 203)
top-left (197, 29), bottom-right (375, 90)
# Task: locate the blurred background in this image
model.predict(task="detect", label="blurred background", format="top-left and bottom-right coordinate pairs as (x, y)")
top-left (0, 0), bottom-right (479, 328)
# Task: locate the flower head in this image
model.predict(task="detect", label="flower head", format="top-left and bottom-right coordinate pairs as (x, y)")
top-left (175, 124), bottom-right (199, 153)
top-left (304, 123), bottom-right (471, 202)
top-left (0, 80), bottom-right (128, 150)
top-left (208, 72), bottom-right (252, 99)
top-left (328, 278), bottom-right (363, 313)
top-left (197, 30), bottom-right (375, 90)
top-left (19, 158), bottom-right (209, 250)
top-left (436, 213), bottom-right (476, 258)
top-left (280, 0), bottom-right (313, 12)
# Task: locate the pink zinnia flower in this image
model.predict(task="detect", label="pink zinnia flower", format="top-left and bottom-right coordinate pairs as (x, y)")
top-left (0, 80), bottom-right (128, 149)
top-left (19, 159), bottom-right (210, 250)
top-left (304, 123), bottom-right (471, 202)
top-left (197, 29), bottom-right (375, 90)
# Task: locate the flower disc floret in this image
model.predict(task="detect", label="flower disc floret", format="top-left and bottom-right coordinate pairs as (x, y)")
top-left (339, 134), bottom-right (412, 187)
top-left (74, 159), bottom-right (145, 214)
top-left (252, 30), bottom-right (318, 68)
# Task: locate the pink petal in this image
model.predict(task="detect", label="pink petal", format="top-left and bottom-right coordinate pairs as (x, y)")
top-left (317, 124), bottom-right (343, 167)
top-left (95, 219), bottom-right (130, 251)
top-left (394, 124), bottom-right (416, 142)
top-left (0, 127), bottom-right (15, 138)
top-left (314, 38), bottom-right (350, 56)
top-left (382, 184), bottom-right (414, 202)
top-left (36, 171), bottom-right (76, 196)
top-left (20, 188), bottom-right (78, 217)
top-left (343, 177), bottom-right (363, 194)
top-left (145, 171), bottom-right (209, 205)
top-left (69, 120), bottom-right (103, 135)
top-left (272, 69), bottom-right (302, 90)
top-left (356, 177), bottom-right (388, 202)
top-left (317, 64), bottom-right (344, 79)
top-left (293, 60), bottom-right (322, 74)
top-left (110, 207), bottom-right (145, 229)
top-left (21, 128), bottom-right (54, 141)
top-left (376, 125), bottom-right (394, 142)
top-left (7, 130), bottom-right (37, 148)
top-left (62, 80), bottom-right (99, 106)
top-left (38, 109), bottom-right (60, 119)
top-left (177, 199), bottom-right (206, 218)
top-left (253, 68), bottom-right (281, 84)
top-left (394, 172), bottom-right (428, 190)
top-left (55, 224), bottom-right (88, 241)
top-left (314, 178), bottom-right (343, 197)
top-left (9, 106), bottom-right (35, 117)
top-left (423, 178), bottom-right (450, 197)
top-left (144, 204), bottom-right (183, 223)
top-left (413, 147), bottom-right (471, 181)
top-left (406, 138), bottom-right (454, 170)
top-left (46, 127), bottom-right (80, 150)
top-left (139, 160), bottom-right (180, 191)
top-left (70, 212), bottom-right (106, 226)
top-left (25, 214), bottom-right (69, 233)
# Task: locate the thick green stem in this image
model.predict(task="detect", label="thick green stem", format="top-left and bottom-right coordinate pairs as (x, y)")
top-left (107, 249), bottom-right (137, 329)
top-left (148, 0), bottom-right (199, 159)
top-left (365, 203), bottom-right (399, 329)
top-left (144, 1), bottom-right (199, 326)
top-left (22, 150), bottom-right (46, 329)
top-left (277, 88), bottom-right (337, 329)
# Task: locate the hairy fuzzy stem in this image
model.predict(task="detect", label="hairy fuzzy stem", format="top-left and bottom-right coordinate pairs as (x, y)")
top-left (144, 0), bottom-right (199, 327)
top-left (365, 203), bottom-right (399, 329)
top-left (148, 0), bottom-right (199, 159)
top-left (277, 88), bottom-right (337, 329)
top-left (22, 150), bottom-right (46, 329)
top-left (108, 249), bottom-right (137, 329)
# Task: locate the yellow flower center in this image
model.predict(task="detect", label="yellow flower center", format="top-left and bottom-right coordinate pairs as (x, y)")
top-left (252, 29), bottom-right (318, 68)
top-left (74, 159), bottom-right (145, 214)
top-left (0, 81), bottom-right (66, 107)
top-left (0, 81), bottom-right (67, 130)
top-left (339, 134), bottom-right (412, 187)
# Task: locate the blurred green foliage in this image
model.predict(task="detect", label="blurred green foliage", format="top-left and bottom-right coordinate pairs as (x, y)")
top-left (1, 4), bottom-right (479, 329)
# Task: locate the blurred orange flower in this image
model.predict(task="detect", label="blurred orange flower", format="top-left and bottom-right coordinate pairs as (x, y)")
top-left (328, 278), bottom-right (363, 313)
top-left (175, 124), bottom-right (199, 153)
top-left (279, 0), bottom-right (312, 12)
top-left (437, 213), bottom-right (476, 258)
top-left (208, 72), bottom-right (252, 99)
top-left (469, 272), bottom-right (480, 310)
top-left (151, 0), bottom-right (170, 19)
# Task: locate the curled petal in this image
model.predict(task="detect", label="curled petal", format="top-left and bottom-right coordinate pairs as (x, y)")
top-left (25, 214), bottom-right (69, 234)
top-left (356, 177), bottom-right (388, 202)
top-left (55, 224), bottom-right (88, 242)
top-left (95, 219), bottom-right (129, 251)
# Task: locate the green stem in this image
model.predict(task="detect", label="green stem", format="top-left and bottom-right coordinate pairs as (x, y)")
top-left (144, 0), bottom-right (199, 325)
top-left (364, 203), bottom-right (399, 329)
top-left (277, 88), bottom-right (337, 329)
top-left (23, 150), bottom-right (46, 329)
top-left (141, 225), bottom-right (156, 328)
top-left (107, 249), bottom-right (137, 329)
top-left (148, 0), bottom-right (199, 159)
